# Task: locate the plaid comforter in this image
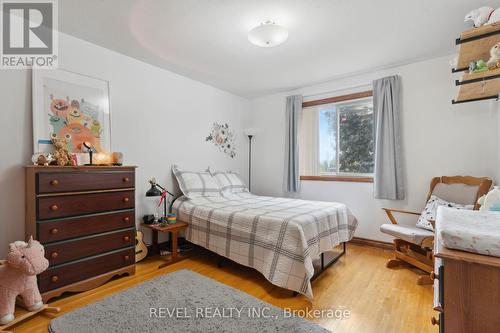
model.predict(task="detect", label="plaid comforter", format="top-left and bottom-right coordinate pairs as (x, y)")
top-left (172, 192), bottom-right (357, 299)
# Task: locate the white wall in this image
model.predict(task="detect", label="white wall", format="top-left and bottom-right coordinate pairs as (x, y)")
top-left (248, 55), bottom-right (498, 242)
top-left (0, 33), bottom-right (250, 258)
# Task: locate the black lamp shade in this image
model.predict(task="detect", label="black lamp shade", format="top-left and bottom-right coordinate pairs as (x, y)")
top-left (146, 184), bottom-right (162, 197)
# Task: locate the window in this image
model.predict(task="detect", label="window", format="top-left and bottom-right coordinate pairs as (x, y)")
top-left (299, 92), bottom-right (374, 181)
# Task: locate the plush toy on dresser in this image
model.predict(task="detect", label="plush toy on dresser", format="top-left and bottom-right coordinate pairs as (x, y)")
top-left (0, 237), bottom-right (49, 325)
top-left (51, 137), bottom-right (76, 166)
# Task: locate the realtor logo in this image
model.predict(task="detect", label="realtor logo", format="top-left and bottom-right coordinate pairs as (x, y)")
top-left (1, 0), bottom-right (58, 68)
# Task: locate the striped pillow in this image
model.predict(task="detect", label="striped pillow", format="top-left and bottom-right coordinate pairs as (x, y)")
top-left (172, 165), bottom-right (222, 198)
top-left (211, 170), bottom-right (248, 194)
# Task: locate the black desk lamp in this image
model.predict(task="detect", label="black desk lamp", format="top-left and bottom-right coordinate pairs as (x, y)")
top-left (83, 141), bottom-right (93, 165)
top-left (146, 178), bottom-right (174, 223)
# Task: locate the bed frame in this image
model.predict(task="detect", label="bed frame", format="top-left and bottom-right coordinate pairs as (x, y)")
top-left (216, 242), bottom-right (347, 296)
top-left (216, 243), bottom-right (346, 275)
top-left (312, 242), bottom-right (346, 280)
top-left (170, 197), bottom-right (347, 296)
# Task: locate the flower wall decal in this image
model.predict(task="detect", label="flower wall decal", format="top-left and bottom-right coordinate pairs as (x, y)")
top-left (205, 122), bottom-right (236, 158)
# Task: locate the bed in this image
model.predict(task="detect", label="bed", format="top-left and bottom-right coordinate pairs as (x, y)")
top-left (172, 192), bottom-right (358, 299)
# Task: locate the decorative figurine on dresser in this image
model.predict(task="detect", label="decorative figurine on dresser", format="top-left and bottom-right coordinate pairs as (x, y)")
top-left (25, 165), bottom-right (137, 302)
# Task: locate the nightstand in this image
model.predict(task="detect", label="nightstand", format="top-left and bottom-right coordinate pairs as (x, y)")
top-left (142, 222), bottom-right (189, 268)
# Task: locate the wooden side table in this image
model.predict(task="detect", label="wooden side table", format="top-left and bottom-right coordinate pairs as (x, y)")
top-left (141, 222), bottom-right (189, 269)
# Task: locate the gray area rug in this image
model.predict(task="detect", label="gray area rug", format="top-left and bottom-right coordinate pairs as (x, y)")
top-left (49, 269), bottom-right (330, 333)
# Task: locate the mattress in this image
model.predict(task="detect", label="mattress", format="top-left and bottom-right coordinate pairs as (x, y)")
top-left (172, 192), bottom-right (357, 299)
top-left (437, 206), bottom-right (500, 257)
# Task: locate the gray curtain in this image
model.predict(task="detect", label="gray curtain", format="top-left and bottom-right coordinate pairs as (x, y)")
top-left (284, 95), bottom-right (303, 193)
top-left (373, 75), bottom-right (404, 200)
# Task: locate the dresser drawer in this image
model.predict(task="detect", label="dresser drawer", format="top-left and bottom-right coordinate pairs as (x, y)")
top-left (37, 190), bottom-right (135, 220)
top-left (37, 210), bottom-right (134, 243)
top-left (44, 229), bottom-right (135, 266)
top-left (37, 172), bottom-right (134, 194)
top-left (39, 247), bottom-right (134, 292)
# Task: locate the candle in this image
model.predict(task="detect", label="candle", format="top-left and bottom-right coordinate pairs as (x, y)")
top-left (112, 152), bottom-right (124, 165)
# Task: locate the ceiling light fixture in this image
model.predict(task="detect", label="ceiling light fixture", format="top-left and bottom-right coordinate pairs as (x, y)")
top-left (248, 20), bottom-right (288, 48)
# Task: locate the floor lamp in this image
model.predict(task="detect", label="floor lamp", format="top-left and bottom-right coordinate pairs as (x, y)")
top-left (244, 128), bottom-right (257, 192)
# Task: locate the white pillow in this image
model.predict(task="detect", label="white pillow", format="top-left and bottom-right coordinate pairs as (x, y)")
top-left (416, 195), bottom-right (474, 231)
top-left (172, 165), bottom-right (222, 198)
top-left (211, 170), bottom-right (248, 194)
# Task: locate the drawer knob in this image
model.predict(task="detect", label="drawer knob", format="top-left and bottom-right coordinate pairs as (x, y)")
top-left (123, 217), bottom-right (130, 223)
top-left (123, 236), bottom-right (130, 242)
top-left (50, 251), bottom-right (58, 259)
top-left (124, 255), bottom-right (130, 261)
top-left (431, 316), bottom-right (440, 326)
top-left (51, 275), bottom-right (59, 283)
top-left (122, 197), bottom-right (129, 203)
top-left (50, 204), bottom-right (59, 211)
top-left (430, 271), bottom-right (438, 280)
top-left (123, 177), bottom-right (130, 182)
top-left (50, 179), bottom-right (59, 186)
top-left (50, 228), bottom-right (59, 235)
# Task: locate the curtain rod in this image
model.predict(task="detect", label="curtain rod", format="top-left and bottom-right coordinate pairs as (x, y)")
top-left (302, 82), bottom-right (372, 99)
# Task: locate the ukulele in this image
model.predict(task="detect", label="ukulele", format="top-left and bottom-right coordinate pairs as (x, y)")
top-left (135, 231), bottom-right (148, 262)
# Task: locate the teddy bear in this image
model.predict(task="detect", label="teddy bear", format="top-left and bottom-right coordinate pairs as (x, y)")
top-left (487, 42), bottom-right (500, 69)
top-left (51, 137), bottom-right (76, 166)
top-left (0, 237), bottom-right (49, 325)
top-left (31, 153), bottom-right (54, 166)
top-left (36, 155), bottom-right (50, 166)
top-left (465, 7), bottom-right (500, 28)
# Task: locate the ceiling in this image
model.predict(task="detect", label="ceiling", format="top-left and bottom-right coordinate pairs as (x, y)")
top-left (58, 0), bottom-right (500, 98)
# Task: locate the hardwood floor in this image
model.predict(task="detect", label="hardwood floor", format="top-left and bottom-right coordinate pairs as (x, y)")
top-left (10, 244), bottom-right (437, 333)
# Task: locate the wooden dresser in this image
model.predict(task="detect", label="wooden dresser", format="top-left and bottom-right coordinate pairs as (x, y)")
top-left (25, 166), bottom-right (136, 302)
top-left (432, 222), bottom-right (500, 332)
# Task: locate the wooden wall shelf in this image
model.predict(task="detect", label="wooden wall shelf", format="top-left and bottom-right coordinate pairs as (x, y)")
top-left (453, 78), bottom-right (500, 103)
top-left (456, 67), bottom-right (500, 85)
top-left (452, 94), bottom-right (498, 104)
top-left (454, 22), bottom-right (500, 72)
top-left (453, 72), bottom-right (500, 104)
top-left (453, 22), bottom-right (500, 104)
top-left (456, 21), bottom-right (500, 44)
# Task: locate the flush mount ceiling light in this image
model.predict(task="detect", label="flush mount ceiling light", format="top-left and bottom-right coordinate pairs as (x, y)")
top-left (248, 20), bottom-right (288, 48)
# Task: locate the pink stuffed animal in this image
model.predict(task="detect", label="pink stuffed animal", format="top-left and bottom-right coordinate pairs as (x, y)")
top-left (0, 237), bottom-right (49, 325)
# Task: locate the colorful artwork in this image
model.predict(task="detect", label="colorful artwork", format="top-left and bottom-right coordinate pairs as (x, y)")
top-left (43, 82), bottom-right (106, 153)
top-left (46, 95), bottom-right (102, 152)
top-left (33, 69), bottom-right (111, 154)
top-left (206, 122), bottom-right (236, 158)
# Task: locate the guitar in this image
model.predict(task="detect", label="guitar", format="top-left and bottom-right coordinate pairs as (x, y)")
top-left (135, 231), bottom-right (148, 262)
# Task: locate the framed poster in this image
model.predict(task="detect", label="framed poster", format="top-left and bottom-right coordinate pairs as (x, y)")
top-left (32, 69), bottom-right (111, 154)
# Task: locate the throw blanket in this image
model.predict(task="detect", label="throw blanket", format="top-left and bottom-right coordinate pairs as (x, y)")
top-left (173, 192), bottom-right (357, 299)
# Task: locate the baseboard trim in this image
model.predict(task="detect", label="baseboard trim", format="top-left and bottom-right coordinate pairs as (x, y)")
top-left (349, 237), bottom-right (393, 250)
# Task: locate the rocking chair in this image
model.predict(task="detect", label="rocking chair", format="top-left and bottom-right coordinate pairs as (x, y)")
top-left (380, 176), bottom-right (492, 284)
